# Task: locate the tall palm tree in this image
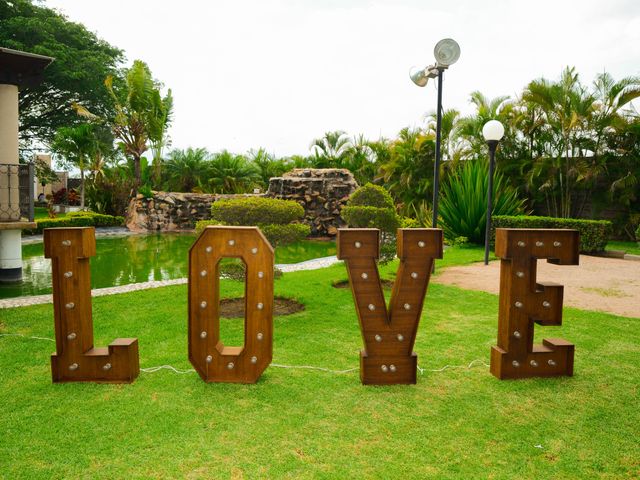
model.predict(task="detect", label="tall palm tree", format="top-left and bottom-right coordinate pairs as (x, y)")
top-left (105, 60), bottom-right (173, 192)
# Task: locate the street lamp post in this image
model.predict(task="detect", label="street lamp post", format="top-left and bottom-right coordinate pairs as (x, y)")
top-left (410, 38), bottom-right (460, 232)
top-left (482, 120), bottom-right (505, 265)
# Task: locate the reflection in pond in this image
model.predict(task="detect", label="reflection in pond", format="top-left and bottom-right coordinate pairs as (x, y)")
top-left (1, 234), bottom-right (336, 299)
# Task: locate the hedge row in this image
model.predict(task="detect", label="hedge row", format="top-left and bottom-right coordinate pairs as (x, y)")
top-left (492, 215), bottom-right (611, 253)
top-left (28, 212), bottom-right (124, 234)
top-left (195, 220), bottom-right (310, 247)
top-left (211, 197), bottom-right (304, 226)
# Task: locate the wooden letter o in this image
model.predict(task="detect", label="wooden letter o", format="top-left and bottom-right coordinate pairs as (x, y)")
top-left (188, 226), bottom-right (274, 383)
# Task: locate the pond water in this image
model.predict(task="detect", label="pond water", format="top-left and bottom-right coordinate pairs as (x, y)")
top-left (0, 234), bottom-right (336, 299)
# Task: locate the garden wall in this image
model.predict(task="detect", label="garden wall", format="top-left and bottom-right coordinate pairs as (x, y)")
top-left (126, 168), bottom-right (358, 235)
top-left (126, 192), bottom-right (263, 232)
top-left (267, 168), bottom-right (358, 236)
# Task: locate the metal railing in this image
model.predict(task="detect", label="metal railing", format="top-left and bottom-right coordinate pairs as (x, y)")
top-left (0, 162), bottom-right (34, 222)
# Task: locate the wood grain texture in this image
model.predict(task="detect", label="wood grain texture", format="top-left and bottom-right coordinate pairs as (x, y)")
top-left (338, 228), bottom-right (443, 385)
top-left (188, 226), bottom-right (274, 383)
top-left (44, 227), bottom-right (139, 383)
top-left (490, 228), bottom-right (579, 380)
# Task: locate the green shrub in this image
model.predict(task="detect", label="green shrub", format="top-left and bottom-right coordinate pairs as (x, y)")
top-left (29, 212), bottom-right (124, 234)
top-left (341, 206), bottom-right (400, 233)
top-left (342, 183), bottom-right (401, 264)
top-left (439, 160), bottom-right (526, 244)
top-left (400, 217), bottom-right (420, 229)
top-left (346, 183), bottom-right (395, 209)
top-left (211, 197), bottom-right (304, 226)
top-left (199, 196), bottom-right (310, 248)
top-left (196, 221), bottom-right (310, 248)
top-left (635, 223), bottom-right (640, 243)
top-left (492, 215), bottom-right (611, 253)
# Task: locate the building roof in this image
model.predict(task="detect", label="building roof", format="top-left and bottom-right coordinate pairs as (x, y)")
top-left (0, 47), bottom-right (54, 88)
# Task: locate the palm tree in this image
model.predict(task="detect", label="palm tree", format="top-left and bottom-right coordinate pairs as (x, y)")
top-left (51, 123), bottom-right (111, 209)
top-left (377, 127), bottom-right (436, 215)
top-left (522, 67), bottom-right (596, 217)
top-left (206, 151), bottom-right (261, 194)
top-left (310, 131), bottom-right (352, 168)
top-left (104, 60), bottom-right (173, 192)
top-left (163, 147), bottom-right (211, 192)
top-left (248, 148), bottom-right (289, 189)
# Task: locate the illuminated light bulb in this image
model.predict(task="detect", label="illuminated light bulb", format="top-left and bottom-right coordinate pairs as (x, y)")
top-left (102, 363), bottom-right (112, 371)
top-left (418, 241), bottom-right (426, 248)
top-left (257, 332), bottom-right (264, 341)
top-left (513, 331), bottom-right (521, 339)
top-left (530, 360), bottom-right (539, 367)
top-left (536, 241), bottom-right (544, 247)
top-left (206, 355), bottom-right (213, 363)
top-left (200, 331), bottom-right (207, 339)
top-left (251, 356), bottom-right (258, 364)
top-left (397, 334), bottom-right (404, 341)
top-left (389, 364), bottom-right (397, 373)
top-left (517, 241), bottom-right (526, 247)
top-left (515, 301), bottom-right (523, 308)
top-left (69, 363), bottom-right (79, 371)
top-left (381, 365), bottom-right (389, 372)
top-left (368, 304), bottom-right (375, 311)
top-left (200, 301), bottom-right (207, 309)
top-left (411, 272), bottom-right (418, 279)
top-left (554, 241), bottom-right (562, 247)
top-left (227, 362), bottom-right (234, 370)
top-left (205, 246), bottom-right (213, 253)
top-left (64, 271), bottom-right (73, 278)
top-left (548, 359), bottom-right (556, 366)
top-left (228, 240), bottom-right (235, 246)
top-left (65, 302), bottom-right (75, 309)
top-left (512, 360), bottom-right (520, 368)
top-left (257, 302), bottom-right (264, 310)
top-left (361, 272), bottom-right (368, 280)
top-left (200, 270), bottom-right (207, 277)
top-left (516, 271), bottom-right (525, 278)
top-left (543, 301), bottom-right (551, 308)
top-left (258, 271), bottom-right (264, 279)
top-left (67, 332), bottom-right (76, 340)
top-left (251, 247), bottom-right (258, 254)
top-left (62, 240), bottom-right (71, 247)
top-left (375, 334), bottom-right (382, 342)
top-left (354, 241), bottom-right (362, 248)
top-left (403, 303), bottom-right (411, 310)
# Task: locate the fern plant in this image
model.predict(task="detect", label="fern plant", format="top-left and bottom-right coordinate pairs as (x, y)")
top-left (439, 160), bottom-right (527, 244)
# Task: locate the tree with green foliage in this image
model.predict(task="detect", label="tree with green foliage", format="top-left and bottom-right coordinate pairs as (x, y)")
top-left (51, 123), bottom-right (112, 209)
top-left (0, 0), bottom-right (124, 151)
top-left (205, 151), bottom-right (260, 194)
top-left (104, 60), bottom-right (173, 191)
top-left (163, 147), bottom-right (211, 192)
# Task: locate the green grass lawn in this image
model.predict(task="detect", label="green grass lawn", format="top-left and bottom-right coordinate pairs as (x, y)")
top-left (0, 248), bottom-right (638, 479)
top-left (606, 240), bottom-right (640, 255)
top-left (33, 206), bottom-right (66, 220)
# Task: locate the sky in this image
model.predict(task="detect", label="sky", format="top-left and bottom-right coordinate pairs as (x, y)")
top-left (45, 0), bottom-right (640, 158)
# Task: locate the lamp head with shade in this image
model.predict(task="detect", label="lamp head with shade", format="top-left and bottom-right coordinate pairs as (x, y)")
top-left (482, 120), bottom-right (505, 143)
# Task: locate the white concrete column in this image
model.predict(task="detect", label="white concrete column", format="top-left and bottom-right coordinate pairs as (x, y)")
top-left (0, 84), bottom-right (20, 221)
top-left (0, 229), bottom-right (22, 282)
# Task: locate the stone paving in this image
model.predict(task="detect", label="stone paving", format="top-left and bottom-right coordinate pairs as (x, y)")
top-left (0, 256), bottom-right (342, 309)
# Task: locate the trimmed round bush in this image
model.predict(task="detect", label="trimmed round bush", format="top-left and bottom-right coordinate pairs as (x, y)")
top-left (346, 183), bottom-right (395, 209)
top-left (195, 220), bottom-right (310, 247)
top-left (211, 197), bottom-right (304, 226)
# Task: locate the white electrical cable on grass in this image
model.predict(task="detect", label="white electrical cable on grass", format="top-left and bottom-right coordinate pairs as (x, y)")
top-left (0, 333), bottom-right (489, 376)
top-left (0, 333), bottom-right (55, 342)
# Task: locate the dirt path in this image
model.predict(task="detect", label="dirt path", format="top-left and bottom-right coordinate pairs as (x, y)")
top-left (434, 255), bottom-right (640, 318)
